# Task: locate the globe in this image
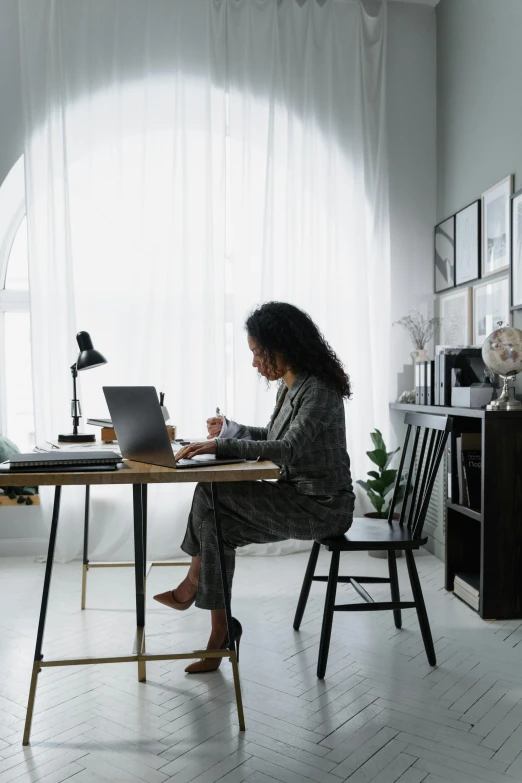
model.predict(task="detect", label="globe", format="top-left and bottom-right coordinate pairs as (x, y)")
top-left (482, 322), bottom-right (522, 410)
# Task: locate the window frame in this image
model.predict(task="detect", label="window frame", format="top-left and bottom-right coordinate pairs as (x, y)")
top-left (0, 156), bottom-right (30, 438)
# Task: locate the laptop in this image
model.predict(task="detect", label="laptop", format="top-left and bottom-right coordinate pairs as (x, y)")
top-left (103, 386), bottom-right (247, 469)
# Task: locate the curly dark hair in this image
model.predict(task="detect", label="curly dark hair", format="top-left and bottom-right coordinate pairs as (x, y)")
top-left (245, 302), bottom-right (352, 399)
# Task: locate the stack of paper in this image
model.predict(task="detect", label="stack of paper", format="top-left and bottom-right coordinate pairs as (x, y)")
top-left (454, 573), bottom-right (480, 611)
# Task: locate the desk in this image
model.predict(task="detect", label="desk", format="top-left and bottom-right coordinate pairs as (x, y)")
top-left (0, 459), bottom-right (280, 745)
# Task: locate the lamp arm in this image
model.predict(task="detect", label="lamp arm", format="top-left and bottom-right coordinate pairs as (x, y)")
top-left (70, 363), bottom-right (81, 435)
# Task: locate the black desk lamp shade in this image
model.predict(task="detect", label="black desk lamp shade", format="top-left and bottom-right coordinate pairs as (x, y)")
top-left (58, 331), bottom-right (107, 443)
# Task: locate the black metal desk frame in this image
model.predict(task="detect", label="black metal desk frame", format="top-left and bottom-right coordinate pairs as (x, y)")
top-left (22, 481), bottom-right (243, 745)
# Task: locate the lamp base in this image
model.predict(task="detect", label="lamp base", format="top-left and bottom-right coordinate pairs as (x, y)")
top-left (58, 433), bottom-right (96, 443)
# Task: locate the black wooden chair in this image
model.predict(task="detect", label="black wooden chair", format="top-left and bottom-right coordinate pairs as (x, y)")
top-left (294, 411), bottom-right (452, 679)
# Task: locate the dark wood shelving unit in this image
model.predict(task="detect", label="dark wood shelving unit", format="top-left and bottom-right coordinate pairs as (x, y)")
top-left (390, 402), bottom-right (522, 619)
top-left (446, 502), bottom-right (481, 523)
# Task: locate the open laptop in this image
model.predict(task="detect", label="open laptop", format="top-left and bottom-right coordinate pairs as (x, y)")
top-left (103, 386), bottom-right (246, 469)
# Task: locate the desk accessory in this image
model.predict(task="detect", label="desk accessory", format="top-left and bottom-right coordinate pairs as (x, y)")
top-left (482, 322), bottom-right (522, 410)
top-left (59, 332), bottom-right (107, 443)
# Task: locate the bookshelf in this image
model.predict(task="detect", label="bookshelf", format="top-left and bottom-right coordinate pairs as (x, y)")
top-left (390, 402), bottom-right (522, 619)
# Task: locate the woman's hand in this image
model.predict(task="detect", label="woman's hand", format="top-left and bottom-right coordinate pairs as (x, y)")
top-left (206, 416), bottom-right (223, 440)
top-left (175, 440), bottom-right (217, 461)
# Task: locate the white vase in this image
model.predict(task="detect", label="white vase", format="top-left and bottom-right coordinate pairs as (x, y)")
top-left (412, 348), bottom-right (429, 363)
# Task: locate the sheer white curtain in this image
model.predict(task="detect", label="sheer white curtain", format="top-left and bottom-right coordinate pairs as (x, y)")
top-left (19, 0), bottom-right (390, 561)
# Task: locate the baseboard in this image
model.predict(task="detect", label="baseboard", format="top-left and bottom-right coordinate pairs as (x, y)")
top-left (0, 538), bottom-right (49, 558)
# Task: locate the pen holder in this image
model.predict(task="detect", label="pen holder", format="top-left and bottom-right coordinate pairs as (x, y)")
top-left (101, 424), bottom-right (176, 443)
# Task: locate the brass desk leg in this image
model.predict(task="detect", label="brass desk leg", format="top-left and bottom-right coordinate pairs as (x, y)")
top-left (23, 486), bottom-right (62, 745)
top-left (210, 482), bottom-right (245, 731)
top-left (230, 651), bottom-right (245, 731)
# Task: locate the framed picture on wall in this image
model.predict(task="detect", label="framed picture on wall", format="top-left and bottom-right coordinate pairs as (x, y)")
top-left (511, 188), bottom-right (522, 309)
top-left (473, 276), bottom-right (510, 345)
top-left (434, 215), bottom-right (455, 293)
top-left (482, 175), bottom-right (513, 277)
top-left (455, 201), bottom-right (481, 285)
top-left (439, 287), bottom-right (472, 346)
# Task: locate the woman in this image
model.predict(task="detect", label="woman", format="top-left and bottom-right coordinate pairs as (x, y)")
top-left (154, 301), bottom-right (355, 672)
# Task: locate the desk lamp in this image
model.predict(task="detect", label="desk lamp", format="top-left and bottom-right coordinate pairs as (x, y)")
top-left (58, 331), bottom-right (107, 442)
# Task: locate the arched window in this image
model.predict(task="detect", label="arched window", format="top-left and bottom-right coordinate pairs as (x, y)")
top-left (0, 158), bottom-right (35, 451)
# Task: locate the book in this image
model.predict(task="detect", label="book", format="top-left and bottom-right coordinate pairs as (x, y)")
top-left (455, 436), bottom-right (468, 506)
top-left (462, 449), bottom-right (481, 510)
top-left (8, 451), bottom-right (121, 469)
top-left (86, 418), bottom-right (112, 427)
top-left (434, 354), bottom-right (440, 405)
top-left (454, 573), bottom-right (480, 611)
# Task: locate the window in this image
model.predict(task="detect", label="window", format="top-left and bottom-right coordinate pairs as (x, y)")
top-left (0, 159), bottom-right (35, 451)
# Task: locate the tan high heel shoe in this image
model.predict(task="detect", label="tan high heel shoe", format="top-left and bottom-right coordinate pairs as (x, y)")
top-left (153, 588), bottom-right (196, 611)
top-left (185, 618), bottom-right (243, 674)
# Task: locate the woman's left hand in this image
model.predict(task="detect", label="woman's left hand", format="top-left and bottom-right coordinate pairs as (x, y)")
top-left (175, 440), bottom-right (217, 461)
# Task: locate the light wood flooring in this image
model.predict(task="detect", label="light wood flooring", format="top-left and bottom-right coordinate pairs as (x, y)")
top-left (1, 549), bottom-right (522, 783)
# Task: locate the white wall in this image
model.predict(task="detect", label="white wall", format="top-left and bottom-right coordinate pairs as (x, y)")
top-left (0, 1), bottom-right (436, 555)
top-left (387, 2), bottom-right (436, 446)
top-left (0, 1), bottom-right (23, 188)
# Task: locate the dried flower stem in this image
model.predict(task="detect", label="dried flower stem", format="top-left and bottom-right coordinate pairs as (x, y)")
top-left (394, 310), bottom-right (441, 350)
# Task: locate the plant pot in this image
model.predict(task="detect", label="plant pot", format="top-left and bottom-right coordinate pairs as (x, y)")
top-left (365, 512), bottom-right (402, 558)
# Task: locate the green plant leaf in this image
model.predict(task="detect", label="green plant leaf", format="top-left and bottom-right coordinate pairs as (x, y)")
top-left (356, 480), bottom-right (370, 492)
top-left (367, 448), bottom-right (387, 469)
top-left (384, 448), bottom-right (400, 470)
top-left (367, 478), bottom-right (387, 495)
top-left (368, 471), bottom-right (380, 480)
top-left (370, 429), bottom-right (386, 452)
top-left (367, 489), bottom-right (384, 513)
top-left (380, 469), bottom-right (397, 487)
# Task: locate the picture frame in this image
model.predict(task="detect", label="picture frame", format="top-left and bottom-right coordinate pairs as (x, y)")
top-left (455, 200), bottom-right (481, 285)
top-left (439, 287), bottom-right (472, 346)
top-left (511, 188), bottom-right (522, 309)
top-left (482, 175), bottom-right (513, 278)
top-left (472, 276), bottom-right (510, 345)
top-left (434, 215), bottom-right (455, 293)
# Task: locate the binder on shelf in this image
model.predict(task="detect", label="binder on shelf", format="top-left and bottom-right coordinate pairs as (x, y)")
top-left (426, 360), bottom-right (435, 406)
top-left (433, 353), bottom-right (440, 405)
top-left (419, 361), bottom-right (426, 405)
top-left (415, 363), bottom-right (421, 405)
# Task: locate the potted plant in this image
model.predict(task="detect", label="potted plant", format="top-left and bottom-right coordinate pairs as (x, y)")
top-left (356, 429), bottom-right (409, 557)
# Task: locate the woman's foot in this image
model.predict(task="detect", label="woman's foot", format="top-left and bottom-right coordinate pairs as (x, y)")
top-left (185, 618), bottom-right (242, 673)
top-left (153, 574), bottom-right (197, 611)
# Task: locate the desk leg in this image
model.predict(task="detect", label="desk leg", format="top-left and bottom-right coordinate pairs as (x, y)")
top-left (81, 486), bottom-right (90, 610)
top-left (23, 486), bottom-right (62, 745)
top-left (133, 484), bottom-right (146, 682)
top-left (210, 482), bottom-right (245, 731)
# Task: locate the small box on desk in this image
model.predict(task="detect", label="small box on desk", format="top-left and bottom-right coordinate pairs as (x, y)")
top-left (101, 424), bottom-right (176, 442)
top-left (451, 386), bottom-right (494, 408)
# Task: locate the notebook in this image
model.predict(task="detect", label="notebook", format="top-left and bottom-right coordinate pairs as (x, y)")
top-left (7, 451), bottom-right (121, 471)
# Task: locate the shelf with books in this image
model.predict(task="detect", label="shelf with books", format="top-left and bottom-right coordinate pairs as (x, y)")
top-left (390, 401), bottom-right (522, 619)
top-left (453, 572), bottom-right (480, 612)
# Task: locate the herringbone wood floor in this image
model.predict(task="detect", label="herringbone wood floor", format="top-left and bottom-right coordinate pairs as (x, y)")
top-left (2, 549), bottom-right (522, 783)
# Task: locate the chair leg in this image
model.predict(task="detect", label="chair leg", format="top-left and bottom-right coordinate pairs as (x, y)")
top-left (317, 550), bottom-right (339, 680)
top-left (405, 550), bottom-right (436, 666)
top-left (388, 550), bottom-right (402, 629)
top-left (294, 541), bottom-right (320, 630)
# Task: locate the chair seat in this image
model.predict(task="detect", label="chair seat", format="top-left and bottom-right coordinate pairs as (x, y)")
top-left (320, 516), bottom-right (427, 551)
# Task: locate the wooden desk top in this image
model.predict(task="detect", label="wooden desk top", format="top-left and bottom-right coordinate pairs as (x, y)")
top-left (0, 460), bottom-right (280, 487)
